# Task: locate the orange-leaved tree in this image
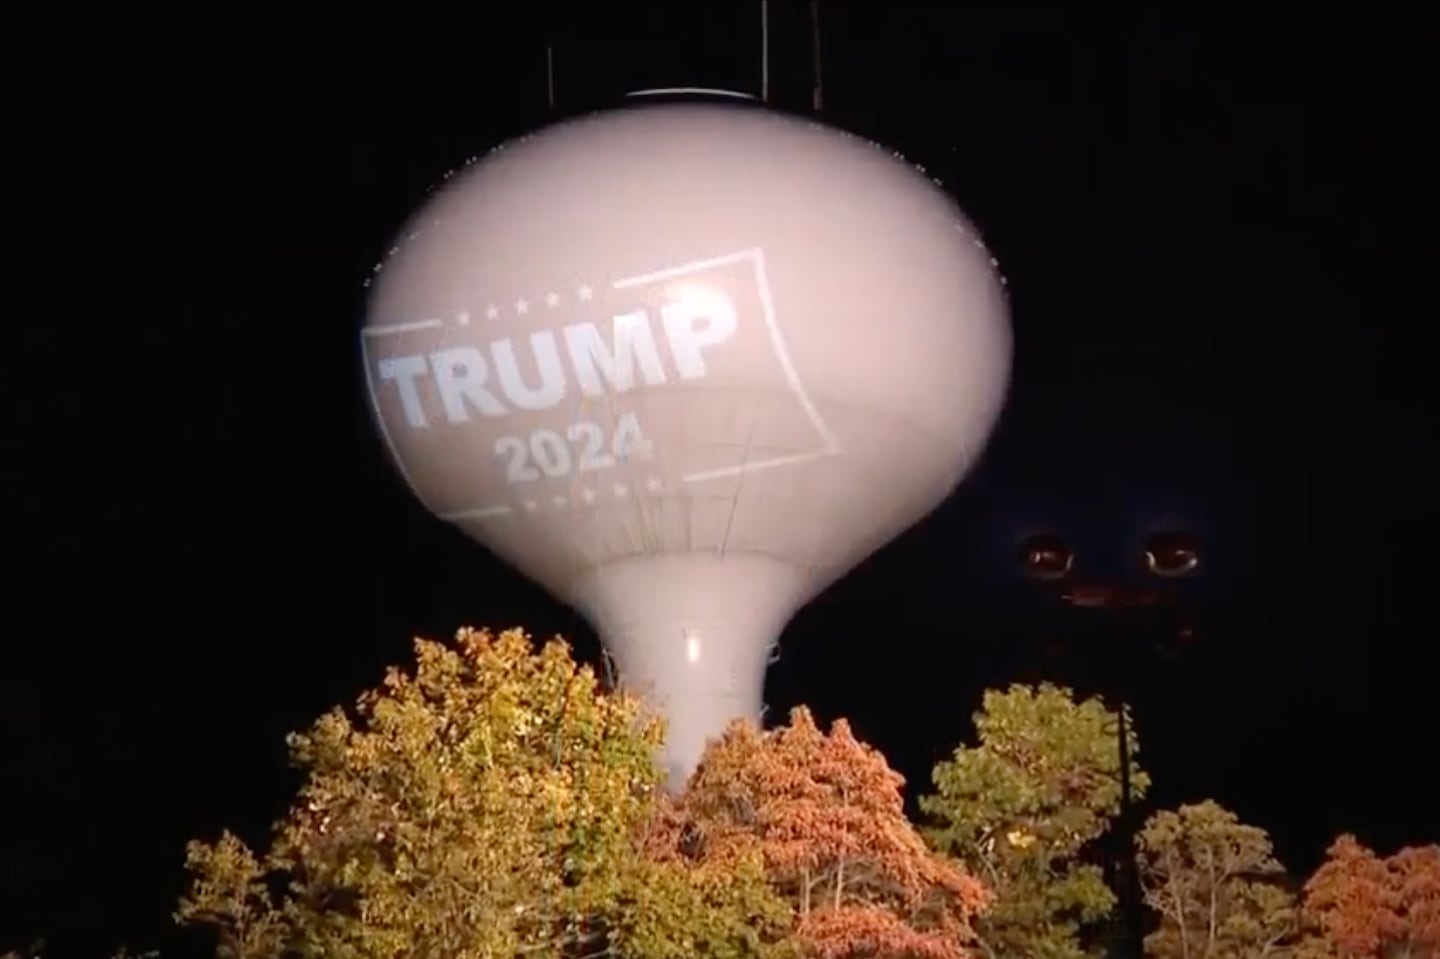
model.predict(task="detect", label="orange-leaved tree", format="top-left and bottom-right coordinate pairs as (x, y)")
top-left (1300, 834), bottom-right (1440, 959)
top-left (645, 706), bottom-right (990, 959)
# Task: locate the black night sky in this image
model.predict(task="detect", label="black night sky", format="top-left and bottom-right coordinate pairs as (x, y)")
top-left (4, 3), bottom-right (1433, 956)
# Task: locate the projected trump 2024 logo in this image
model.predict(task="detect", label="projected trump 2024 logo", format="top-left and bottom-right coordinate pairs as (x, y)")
top-left (362, 248), bottom-right (838, 522)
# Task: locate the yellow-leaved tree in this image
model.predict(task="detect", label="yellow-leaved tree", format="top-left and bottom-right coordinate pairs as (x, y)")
top-left (176, 627), bottom-right (790, 959)
top-left (1137, 801), bottom-right (1299, 959)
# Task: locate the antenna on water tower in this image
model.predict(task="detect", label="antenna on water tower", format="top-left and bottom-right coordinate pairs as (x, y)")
top-left (545, 40), bottom-right (556, 111)
top-left (760, 0), bottom-right (770, 103)
top-left (810, 0), bottom-right (824, 111)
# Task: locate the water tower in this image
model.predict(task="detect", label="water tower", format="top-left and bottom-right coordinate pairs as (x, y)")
top-left (361, 97), bottom-right (1011, 788)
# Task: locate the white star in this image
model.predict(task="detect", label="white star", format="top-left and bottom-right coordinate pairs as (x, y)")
top-left (645, 477), bottom-right (663, 492)
top-left (456, 311), bottom-right (470, 325)
top-left (579, 487), bottom-right (596, 505)
top-left (522, 499), bottom-right (538, 512)
top-left (551, 495), bottom-right (567, 508)
top-left (545, 292), bottom-right (560, 308)
top-left (613, 483), bottom-right (629, 498)
top-left (485, 304), bottom-right (500, 320)
top-left (515, 298), bottom-right (529, 315)
top-left (577, 284), bottom-right (593, 301)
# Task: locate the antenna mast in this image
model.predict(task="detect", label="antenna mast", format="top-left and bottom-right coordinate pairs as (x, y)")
top-left (546, 42), bottom-right (556, 111)
top-left (760, 0), bottom-right (770, 103)
top-left (810, 0), bottom-right (824, 111)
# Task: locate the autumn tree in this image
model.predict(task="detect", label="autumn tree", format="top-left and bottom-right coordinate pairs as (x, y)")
top-left (1299, 834), bottom-right (1440, 959)
top-left (177, 627), bottom-right (789, 959)
top-left (646, 706), bottom-right (989, 959)
top-left (1136, 800), bottom-right (1299, 959)
top-left (919, 683), bottom-right (1148, 959)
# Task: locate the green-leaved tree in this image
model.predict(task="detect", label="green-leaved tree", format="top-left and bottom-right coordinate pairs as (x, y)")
top-left (920, 683), bottom-right (1150, 959)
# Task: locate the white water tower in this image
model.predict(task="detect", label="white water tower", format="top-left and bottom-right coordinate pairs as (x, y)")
top-left (362, 99), bottom-right (1011, 788)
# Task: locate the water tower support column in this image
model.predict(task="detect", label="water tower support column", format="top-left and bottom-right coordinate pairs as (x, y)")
top-left (570, 552), bottom-right (809, 791)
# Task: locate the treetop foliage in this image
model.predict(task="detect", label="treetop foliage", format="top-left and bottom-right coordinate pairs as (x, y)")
top-left (1137, 800), bottom-right (1299, 959)
top-left (57, 629), bottom-right (1427, 959)
top-left (177, 627), bottom-right (788, 959)
top-left (649, 706), bottom-right (989, 959)
top-left (1300, 833), bottom-right (1440, 959)
top-left (921, 683), bottom-right (1146, 959)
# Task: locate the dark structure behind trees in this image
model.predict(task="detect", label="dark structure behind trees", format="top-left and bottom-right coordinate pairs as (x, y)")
top-left (1016, 529), bottom-right (1204, 959)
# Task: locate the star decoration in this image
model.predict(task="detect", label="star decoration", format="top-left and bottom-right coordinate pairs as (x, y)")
top-left (515, 298), bottom-right (529, 315)
top-left (522, 499), bottom-right (538, 512)
top-left (645, 477), bottom-right (663, 492)
top-left (545, 292), bottom-right (560, 308)
top-left (613, 483), bottom-right (629, 497)
top-left (580, 488), bottom-right (597, 504)
top-left (456, 311), bottom-right (471, 325)
top-left (577, 285), bottom-right (593, 301)
top-left (485, 304), bottom-right (500, 320)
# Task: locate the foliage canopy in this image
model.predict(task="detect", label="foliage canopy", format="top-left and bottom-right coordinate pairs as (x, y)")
top-left (177, 627), bottom-right (789, 959)
top-left (1137, 800), bottom-right (1299, 959)
top-left (648, 706), bottom-right (989, 959)
top-left (920, 683), bottom-right (1148, 959)
top-left (1299, 834), bottom-right (1440, 959)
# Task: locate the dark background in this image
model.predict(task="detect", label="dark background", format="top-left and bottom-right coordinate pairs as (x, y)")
top-left (3, 2), bottom-right (1433, 955)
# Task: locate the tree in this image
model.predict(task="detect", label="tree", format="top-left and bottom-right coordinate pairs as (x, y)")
top-left (177, 627), bottom-right (789, 959)
top-left (919, 683), bottom-right (1149, 959)
top-left (646, 706), bottom-right (989, 959)
top-left (1136, 800), bottom-right (1298, 959)
top-left (0, 943), bottom-right (43, 959)
top-left (1299, 834), bottom-right (1440, 959)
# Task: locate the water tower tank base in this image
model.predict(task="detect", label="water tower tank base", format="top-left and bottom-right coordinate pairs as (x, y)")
top-left (569, 552), bottom-right (808, 791)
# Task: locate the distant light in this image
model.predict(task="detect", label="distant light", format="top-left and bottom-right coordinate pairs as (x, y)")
top-left (1144, 531), bottom-right (1201, 578)
top-left (1017, 533), bottom-right (1073, 581)
top-left (685, 631), bottom-right (702, 664)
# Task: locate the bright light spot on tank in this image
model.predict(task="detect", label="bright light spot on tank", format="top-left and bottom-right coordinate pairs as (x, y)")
top-left (685, 631), bottom-right (702, 664)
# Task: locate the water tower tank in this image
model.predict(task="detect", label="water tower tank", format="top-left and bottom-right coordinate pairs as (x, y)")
top-left (361, 100), bottom-right (1011, 788)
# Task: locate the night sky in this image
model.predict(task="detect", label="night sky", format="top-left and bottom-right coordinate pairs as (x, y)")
top-left (4, 3), bottom-right (1433, 956)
